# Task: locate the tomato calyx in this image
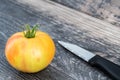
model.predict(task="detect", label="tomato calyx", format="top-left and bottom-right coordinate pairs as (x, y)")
top-left (23, 24), bottom-right (39, 38)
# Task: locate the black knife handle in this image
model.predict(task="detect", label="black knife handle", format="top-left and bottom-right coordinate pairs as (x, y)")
top-left (88, 55), bottom-right (120, 80)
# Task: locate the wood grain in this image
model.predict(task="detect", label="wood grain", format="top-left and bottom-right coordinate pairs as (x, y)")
top-left (12, 0), bottom-right (120, 44)
top-left (0, 0), bottom-right (120, 80)
top-left (12, 0), bottom-right (120, 55)
top-left (52, 0), bottom-right (120, 27)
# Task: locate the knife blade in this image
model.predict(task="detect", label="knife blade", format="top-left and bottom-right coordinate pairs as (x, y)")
top-left (58, 41), bottom-right (120, 80)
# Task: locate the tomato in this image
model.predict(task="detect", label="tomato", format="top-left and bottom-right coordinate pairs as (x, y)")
top-left (5, 24), bottom-right (55, 73)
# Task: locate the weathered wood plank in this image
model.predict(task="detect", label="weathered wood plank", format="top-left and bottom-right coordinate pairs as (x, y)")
top-left (52, 0), bottom-right (120, 27)
top-left (11, 0), bottom-right (120, 44)
top-left (11, 0), bottom-right (120, 53)
top-left (0, 0), bottom-right (120, 80)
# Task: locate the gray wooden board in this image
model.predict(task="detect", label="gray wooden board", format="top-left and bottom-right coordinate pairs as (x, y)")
top-left (51, 0), bottom-right (120, 27)
top-left (0, 0), bottom-right (120, 80)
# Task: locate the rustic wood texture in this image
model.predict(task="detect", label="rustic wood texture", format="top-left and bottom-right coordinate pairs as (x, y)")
top-left (52, 0), bottom-right (120, 27)
top-left (0, 0), bottom-right (120, 80)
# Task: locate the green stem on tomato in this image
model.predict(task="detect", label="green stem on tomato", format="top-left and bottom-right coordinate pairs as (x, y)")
top-left (23, 24), bottom-right (39, 38)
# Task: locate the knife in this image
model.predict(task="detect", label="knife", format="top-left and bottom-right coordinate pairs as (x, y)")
top-left (58, 41), bottom-right (120, 80)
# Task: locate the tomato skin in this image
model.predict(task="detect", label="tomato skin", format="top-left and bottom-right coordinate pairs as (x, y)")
top-left (5, 31), bottom-right (55, 73)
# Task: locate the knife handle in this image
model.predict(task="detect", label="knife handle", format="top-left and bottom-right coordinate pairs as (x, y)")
top-left (88, 55), bottom-right (120, 80)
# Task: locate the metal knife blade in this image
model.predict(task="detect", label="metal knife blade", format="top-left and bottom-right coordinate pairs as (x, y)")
top-left (58, 41), bottom-right (96, 62)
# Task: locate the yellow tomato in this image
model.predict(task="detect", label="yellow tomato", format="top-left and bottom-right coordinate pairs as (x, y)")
top-left (5, 25), bottom-right (55, 73)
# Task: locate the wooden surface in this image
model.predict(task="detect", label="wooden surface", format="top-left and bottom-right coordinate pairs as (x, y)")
top-left (52, 0), bottom-right (120, 27)
top-left (0, 0), bottom-right (120, 80)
